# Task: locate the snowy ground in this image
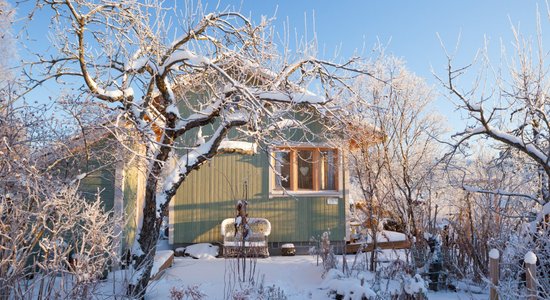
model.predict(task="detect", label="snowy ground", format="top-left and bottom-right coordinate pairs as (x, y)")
top-left (145, 245), bottom-right (488, 300)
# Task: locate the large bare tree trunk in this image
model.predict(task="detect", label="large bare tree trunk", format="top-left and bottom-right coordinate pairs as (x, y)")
top-left (128, 182), bottom-right (163, 298)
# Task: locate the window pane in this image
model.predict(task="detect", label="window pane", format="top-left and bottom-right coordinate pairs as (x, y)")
top-left (297, 150), bottom-right (314, 190)
top-left (274, 151), bottom-right (291, 190)
top-left (320, 150), bottom-right (336, 190)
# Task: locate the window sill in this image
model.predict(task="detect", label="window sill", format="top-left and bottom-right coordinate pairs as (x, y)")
top-left (269, 190), bottom-right (343, 198)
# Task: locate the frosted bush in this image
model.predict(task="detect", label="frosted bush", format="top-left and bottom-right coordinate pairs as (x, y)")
top-left (169, 285), bottom-right (206, 300)
top-left (0, 184), bottom-right (120, 299)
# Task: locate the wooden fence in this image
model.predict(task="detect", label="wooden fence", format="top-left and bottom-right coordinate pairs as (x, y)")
top-left (489, 249), bottom-right (538, 300)
top-left (345, 240), bottom-right (412, 254)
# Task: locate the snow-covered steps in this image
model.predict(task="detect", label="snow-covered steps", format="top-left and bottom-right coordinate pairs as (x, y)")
top-left (150, 250), bottom-right (174, 281)
top-left (345, 230), bottom-right (411, 254)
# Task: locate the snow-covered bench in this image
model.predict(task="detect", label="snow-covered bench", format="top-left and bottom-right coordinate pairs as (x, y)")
top-left (221, 217), bottom-right (271, 257)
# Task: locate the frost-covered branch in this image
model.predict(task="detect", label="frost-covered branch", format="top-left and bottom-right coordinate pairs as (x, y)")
top-left (158, 112), bottom-right (247, 210)
top-left (462, 184), bottom-right (541, 204)
top-left (30, 0), bottom-right (376, 296)
top-left (441, 29), bottom-right (550, 197)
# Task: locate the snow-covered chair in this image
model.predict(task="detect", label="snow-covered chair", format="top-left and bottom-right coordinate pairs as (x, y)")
top-left (221, 217), bottom-right (271, 257)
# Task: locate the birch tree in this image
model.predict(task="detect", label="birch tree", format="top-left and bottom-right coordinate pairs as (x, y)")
top-left (28, 1), bottom-right (372, 296)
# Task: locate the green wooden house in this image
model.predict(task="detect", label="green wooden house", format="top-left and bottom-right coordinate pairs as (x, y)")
top-left (167, 140), bottom-right (350, 252)
top-left (71, 80), bottom-right (360, 255)
top-left (168, 105), bottom-right (353, 253)
top-left (76, 122), bottom-right (352, 255)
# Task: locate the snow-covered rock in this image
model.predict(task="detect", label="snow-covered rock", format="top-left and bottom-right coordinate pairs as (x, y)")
top-left (182, 243), bottom-right (219, 259)
top-left (174, 247), bottom-right (186, 257)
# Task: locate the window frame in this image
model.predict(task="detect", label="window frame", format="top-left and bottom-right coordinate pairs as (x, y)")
top-left (270, 146), bottom-right (341, 196)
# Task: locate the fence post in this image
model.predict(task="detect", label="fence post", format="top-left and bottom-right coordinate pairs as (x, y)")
top-left (489, 248), bottom-right (499, 300)
top-left (525, 251), bottom-right (537, 300)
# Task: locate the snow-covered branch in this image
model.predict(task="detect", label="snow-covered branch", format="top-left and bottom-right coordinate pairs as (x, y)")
top-left (159, 111), bottom-right (248, 204)
top-left (174, 99), bottom-right (223, 134)
top-left (33, 0), bottom-right (377, 295)
top-left (255, 90), bottom-right (327, 104)
top-left (462, 184), bottom-right (541, 204)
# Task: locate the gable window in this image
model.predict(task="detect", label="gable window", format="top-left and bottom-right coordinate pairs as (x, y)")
top-left (273, 147), bottom-right (339, 192)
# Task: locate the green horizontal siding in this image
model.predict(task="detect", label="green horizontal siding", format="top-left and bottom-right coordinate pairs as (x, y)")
top-left (172, 151), bottom-right (345, 244)
top-left (257, 196), bottom-right (345, 242)
top-left (173, 152), bottom-right (265, 243)
top-left (79, 168), bottom-right (115, 211)
top-left (69, 138), bottom-right (118, 213)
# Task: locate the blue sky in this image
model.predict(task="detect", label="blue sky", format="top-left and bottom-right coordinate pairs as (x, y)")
top-left (12, 0), bottom-right (549, 130)
top-left (213, 0), bottom-right (548, 130)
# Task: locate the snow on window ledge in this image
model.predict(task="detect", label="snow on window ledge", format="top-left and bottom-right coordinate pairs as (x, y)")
top-left (269, 190), bottom-right (343, 198)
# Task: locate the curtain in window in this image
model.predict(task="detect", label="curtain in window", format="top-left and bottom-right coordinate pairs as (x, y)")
top-left (297, 150), bottom-right (313, 189)
top-left (274, 151), bottom-right (291, 190)
top-left (320, 150), bottom-right (336, 190)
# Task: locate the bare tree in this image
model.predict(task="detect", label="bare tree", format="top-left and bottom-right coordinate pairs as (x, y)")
top-left (439, 12), bottom-right (550, 296)
top-left (440, 20), bottom-right (550, 208)
top-left (0, 2), bottom-right (128, 299)
top-left (26, 1), bottom-right (372, 296)
top-left (341, 54), bottom-right (444, 270)
top-left (0, 176), bottom-right (120, 299)
top-left (442, 150), bottom-right (511, 282)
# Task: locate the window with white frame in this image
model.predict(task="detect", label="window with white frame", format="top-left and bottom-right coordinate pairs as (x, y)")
top-left (273, 147), bottom-right (339, 192)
